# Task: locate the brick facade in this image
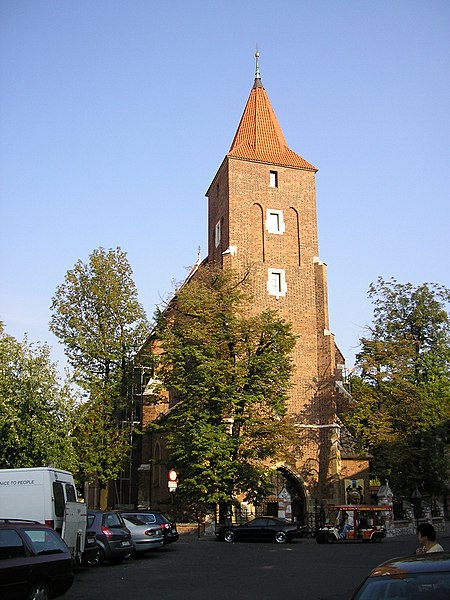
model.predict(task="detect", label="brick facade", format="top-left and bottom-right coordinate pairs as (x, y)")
top-left (133, 61), bottom-right (369, 513)
top-left (203, 64), bottom-right (368, 506)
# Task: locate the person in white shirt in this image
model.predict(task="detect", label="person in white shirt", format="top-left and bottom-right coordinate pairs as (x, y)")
top-left (415, 523), bottom-right (444, 553)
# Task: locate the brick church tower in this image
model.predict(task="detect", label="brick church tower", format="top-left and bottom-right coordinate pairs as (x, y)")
top-left (132, 54), bottom-right (368, 516)
top-left (205, 53), bottom-right (353, 505)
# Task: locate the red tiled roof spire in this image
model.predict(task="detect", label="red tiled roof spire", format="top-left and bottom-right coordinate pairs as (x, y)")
top-left (228, 52), bottom-right (317, 171)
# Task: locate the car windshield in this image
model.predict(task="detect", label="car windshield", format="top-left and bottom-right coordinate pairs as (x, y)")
top-left (158, 513), bottom-right (171, 524)
top-left (23, 529), bottom-right (67, 555)
top-left (103, 513), bottom-right (124, 528)
top-left (123, 515), bottom-right (147, 526)
top-left (353, 572), bottom-right (450, 600)
top-left (127, 513), bottom-right (157, 525)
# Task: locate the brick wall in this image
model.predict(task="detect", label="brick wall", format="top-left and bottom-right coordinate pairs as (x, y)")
top-left (206, 156), bottom-right (345, 496)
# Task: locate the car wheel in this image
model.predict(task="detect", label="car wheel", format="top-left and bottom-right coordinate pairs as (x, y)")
top-left (316, 535), bottom-right (325, 544)
top-left (86, 545), bottom-right (105, 567)
top-left (224, 530), bottom-right (235, 543)
top-left (28, 582), bottom-right (49, 600)
top-left (325, 533), bottom-right (335, 544)
top-left (371, 533), bottom-right (382, 543)
top-left (275, 531), bottom-right (287, 544)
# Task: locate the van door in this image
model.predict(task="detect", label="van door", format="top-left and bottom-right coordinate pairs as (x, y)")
top-left (62, 502), bottom-right (87, 565)
top-left (52, 479), bottom-right (86, 564)
top-left (52, 482), bottom-right (66, 533)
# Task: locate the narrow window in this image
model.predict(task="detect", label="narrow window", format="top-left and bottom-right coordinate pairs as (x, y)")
top-left (214, 220), bottom-right (221, 248)
top-left (269, 170), bottom-right (278, 188)
top-left (65, 484), bottom-right (77, 502)
top-left (266, 209), bottom-right (285, 234)
top-left (52, 482), bottom-right (65, 518)
top-left (267, 269), bottom-right (287, 299)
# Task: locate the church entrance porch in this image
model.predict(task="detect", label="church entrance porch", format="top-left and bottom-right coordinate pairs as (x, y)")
top-left (235, 466), bottom-right (314, 532)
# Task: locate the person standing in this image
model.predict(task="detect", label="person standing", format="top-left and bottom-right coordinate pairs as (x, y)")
top-left (224, 505), bottom-right (233, 528)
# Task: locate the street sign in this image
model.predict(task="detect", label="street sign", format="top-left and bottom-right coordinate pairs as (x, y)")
top-left (168, 469), bottom-right (178, 492)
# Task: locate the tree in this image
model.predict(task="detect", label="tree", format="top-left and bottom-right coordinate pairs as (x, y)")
top-left (343, 277), bottom-right (450, 498)
top-left (50, 247), bottom-right (149, 392)
top-left (49, 247), bottom-right (149, 504)
top-left (72, 380), bottom-right (134, 491)
top-left (152, 265), bottom-right (298, 510)
top-left (0, 323), bottom-right (77, 470)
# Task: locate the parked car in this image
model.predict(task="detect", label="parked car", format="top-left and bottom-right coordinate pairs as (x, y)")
top-left (351, 552), bottom-right (450, 599)
top-left (81, 529), bottom-right (98, 565)
top-left (0, 467), bottom-right (86, 564)
top-left (216, 516), bottom-right (304, 544)
top-left (0, 518), bottom-right (74, 600)
top-left (121, 511), bottom-right (179, 545)
top-left (121, 514), bottom-right (164, 556)
top-left (85, 511), bottom-right (132, 566)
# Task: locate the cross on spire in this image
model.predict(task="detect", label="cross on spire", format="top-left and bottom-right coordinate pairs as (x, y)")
top-left (255, 46), bottom-right (261, 81)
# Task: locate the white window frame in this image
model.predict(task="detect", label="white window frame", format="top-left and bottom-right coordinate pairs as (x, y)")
top-left (266, 209), bottom-right (285, 234)
top-left (269, 170), bottom-right (278, 188)
top-left (267, 268), bottom-right (287, 299)
top-left (214, 220), bottom-right (221, 248)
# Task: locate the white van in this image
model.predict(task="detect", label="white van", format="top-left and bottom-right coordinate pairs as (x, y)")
top-left (0, 467), bottom-right (86, 564)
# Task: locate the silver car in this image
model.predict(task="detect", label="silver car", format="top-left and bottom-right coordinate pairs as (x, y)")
top-left (122, 514), bottom-right (164, 556)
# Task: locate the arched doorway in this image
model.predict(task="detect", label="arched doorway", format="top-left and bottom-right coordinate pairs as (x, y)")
top-left (255, 466), bottom-right (307, 524)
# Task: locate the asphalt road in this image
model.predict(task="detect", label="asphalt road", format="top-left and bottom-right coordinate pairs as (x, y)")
top-left (66, 532), bottom-right (449, 600)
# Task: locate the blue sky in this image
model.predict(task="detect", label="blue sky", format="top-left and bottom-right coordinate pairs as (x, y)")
top-left (1, 0), bottom-right (449, 373)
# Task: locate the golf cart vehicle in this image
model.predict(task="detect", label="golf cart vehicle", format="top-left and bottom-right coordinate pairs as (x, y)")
top-left (316, 505), bottom-right (391, 544)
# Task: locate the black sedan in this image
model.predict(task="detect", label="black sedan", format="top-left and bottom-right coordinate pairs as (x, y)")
top-left (217, 516), bottom-right (303, 544)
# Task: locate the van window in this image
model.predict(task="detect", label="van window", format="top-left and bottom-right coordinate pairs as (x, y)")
top-left (53, 482), bottom-right (65, 517)
top-left (65, 484), bottom-right (76, 502)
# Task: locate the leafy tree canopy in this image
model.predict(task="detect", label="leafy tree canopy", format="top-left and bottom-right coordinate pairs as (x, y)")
top-left (72, 380), bottom-right (136, 487)
top-left (0, 323), bottom-right (78, 470)
top-left (343, 278), bottom-right (450, 498)
top-left (49, 247), bottom-right (149, 502)
top-left (153, 266), bottom-right (298, 507)
top-left (50, 246), bottom-right (149, 390)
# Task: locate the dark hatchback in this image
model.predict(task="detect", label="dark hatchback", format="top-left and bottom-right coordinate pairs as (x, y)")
top-left (351, 552), bottom-right (450, 600)
top-left (216, 516), bottom-right (304, 544)
top-left (121, 511), bottom-right (179, 545)
top-left (81, 529), bottom-right (97, 565)
top-left (0, 519), bottom-right (74, 600)
top-left (85, 511), bottom-right (132, 566)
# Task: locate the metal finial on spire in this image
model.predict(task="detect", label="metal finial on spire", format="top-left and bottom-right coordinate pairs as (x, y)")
top-left (255, 45), bottom-right (261, 80)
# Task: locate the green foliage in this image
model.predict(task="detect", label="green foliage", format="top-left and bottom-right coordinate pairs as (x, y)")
top-left (73, 381), bottom-right (136, 487)
top-left (154, 266), bottom-right (298, 506)
top-left (343, 278), bottom-right (450, 498)
top-left (50, 246), bottom-right (149, 390)
top-left (0, 323), bottom-right (77, 470)
top-left (49, 247), bottom-right (149, 493)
